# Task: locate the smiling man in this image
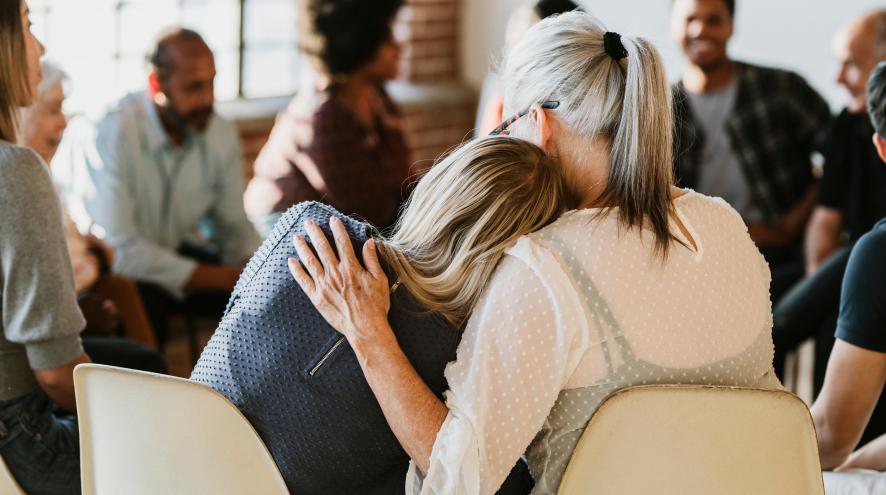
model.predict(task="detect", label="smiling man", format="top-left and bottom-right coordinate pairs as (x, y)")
top-left (670, 0), bottom-right (831, 298)
top-left (54, 28), bottom-right (260, 346)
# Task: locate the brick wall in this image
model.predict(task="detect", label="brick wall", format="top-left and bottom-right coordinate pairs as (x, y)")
top-left (234, 0), bottom-right (476, 179)
top-left (396, 0), bottom-right (460, 82)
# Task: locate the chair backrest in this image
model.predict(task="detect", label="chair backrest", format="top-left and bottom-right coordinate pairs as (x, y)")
top-left (0, 454), bottom-right (25, 494)
top-left (74, 364), bottom-right (289, 495)
top-left (557, 385), bottom-right (824, 495)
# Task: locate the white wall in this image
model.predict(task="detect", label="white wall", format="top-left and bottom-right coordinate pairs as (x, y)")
top-left (462, 0), bottom-right (886, 109)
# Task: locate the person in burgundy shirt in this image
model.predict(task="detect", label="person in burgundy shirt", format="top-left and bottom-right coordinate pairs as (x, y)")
top-left (244, 0), bottom-right (411, 236)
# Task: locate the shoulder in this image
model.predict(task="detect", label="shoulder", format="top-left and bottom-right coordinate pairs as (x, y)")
top-left (93, 92), bottom-right (144, 146)
top-left (739, 62), bottom-right (804, 86)
top-left (0, 142), bottom-right (51, 188)
top-left (851, 221), bottom-right (886, 266)
top-left (207, 112), bottom-right (240, 143)
top-left (272, 201), bottom-right (372, 241)
top-left (312, 95), bottom-right (349, 125)
top-left (0, 143), bottom-right (57, 213)
top-left (739, 62), bottom-right (825, 102)
top-left (683, 189), bottom-right (739, 213)
top-left (98, 91), bottom-right (142, 127)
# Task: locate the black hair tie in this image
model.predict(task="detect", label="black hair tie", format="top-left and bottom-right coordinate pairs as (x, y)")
top-left (603, 31), bottom-right (628, 61)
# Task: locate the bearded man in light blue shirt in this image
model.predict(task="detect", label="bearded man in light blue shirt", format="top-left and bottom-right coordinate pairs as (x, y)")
top-left (55, 28), bottom-right (260, 346)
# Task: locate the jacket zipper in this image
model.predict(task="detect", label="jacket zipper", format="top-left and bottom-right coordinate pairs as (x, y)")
top-left (309, 337), bottom-right (346, 376)
top-left (307, 279), bottom-right (400, 377)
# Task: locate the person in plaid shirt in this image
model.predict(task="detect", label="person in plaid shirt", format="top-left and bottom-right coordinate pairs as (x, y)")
top-left (244, 0), bottom-right (411, 237)
top-left (671, 0), bottom-right (831, 284)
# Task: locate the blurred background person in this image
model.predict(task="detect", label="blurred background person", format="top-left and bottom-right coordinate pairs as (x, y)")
top-left (811, 60), bottom-right (886, 472)
top-left (54, 27), bottom-right (260, 347)
top-left (670, 0), bottom-right (831, 301)
top-left (243, 0), bottom-right (410, 237)
top-left (1, 3), bottom-right (164, 493)
top-left (773, 9), bottom-right (886, 405)
top-left (22, 60), bottom-right (157, 350)
top-left (475, 0), bottom-right (583, 136)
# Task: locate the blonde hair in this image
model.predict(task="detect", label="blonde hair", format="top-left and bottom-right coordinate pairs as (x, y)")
top-left (502, 12), bottom-right (676, 257)
top-left (0, 0), bottom-right (30, 142)
top-left (377, 137), bottom-right (568, 327)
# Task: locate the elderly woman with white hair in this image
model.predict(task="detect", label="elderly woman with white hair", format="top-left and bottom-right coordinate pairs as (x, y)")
top-left (290, 11), bottom-right (781, 494)
top-left (22, 61), bottom-right (158, 350)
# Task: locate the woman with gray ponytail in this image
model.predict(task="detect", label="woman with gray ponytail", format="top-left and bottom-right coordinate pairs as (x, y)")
top-left (290, 12), bottom-right (780, 494)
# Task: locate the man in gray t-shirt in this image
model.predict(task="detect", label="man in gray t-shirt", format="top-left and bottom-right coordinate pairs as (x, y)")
top-left (686, 78), bottom-right (761, 222)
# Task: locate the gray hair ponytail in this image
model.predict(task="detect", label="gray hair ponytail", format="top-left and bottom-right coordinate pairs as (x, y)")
top-left (502, 12), bottom-right (676, 257)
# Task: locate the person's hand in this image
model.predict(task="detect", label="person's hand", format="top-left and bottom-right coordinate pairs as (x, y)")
top-left (288, 217), bottom-right (392, 345)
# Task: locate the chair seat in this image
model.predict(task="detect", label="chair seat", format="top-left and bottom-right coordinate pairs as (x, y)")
top-left (824, 470), bottom-right (886, 495)
top-left (0, 454), bottom-right (25, 495)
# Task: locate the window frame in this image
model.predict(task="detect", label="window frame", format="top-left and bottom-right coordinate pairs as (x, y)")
top-left (30, 0), bottom-right (297, 103)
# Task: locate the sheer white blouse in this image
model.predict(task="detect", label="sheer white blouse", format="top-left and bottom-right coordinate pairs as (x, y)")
top-left (407, 191), bottom-right (782, 495)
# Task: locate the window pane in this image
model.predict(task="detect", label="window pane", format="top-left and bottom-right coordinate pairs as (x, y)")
top-left (181, 0), bottom-right (240, 51)
top-left (39, 4), bottom-right (117, 115)
top-left (119, 1), bottom-right (179, 56)
top-left (213, 49), bottom-right (240, 101)
top-left (27, 0), bottom-right (301, 109)
top-left (242, 47), bottom-right (300, 98)
top-left (244, 0), bottom-right (297, 46)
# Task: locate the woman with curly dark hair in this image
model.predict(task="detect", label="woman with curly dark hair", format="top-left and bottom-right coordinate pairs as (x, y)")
top-left (244, 0), bottom-right (411, 237)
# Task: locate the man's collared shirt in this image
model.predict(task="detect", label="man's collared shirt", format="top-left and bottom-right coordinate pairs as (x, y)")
top-left (55, 91), bottom-right (260, 298)
top-left (673, 62), bottom-right (832, 224)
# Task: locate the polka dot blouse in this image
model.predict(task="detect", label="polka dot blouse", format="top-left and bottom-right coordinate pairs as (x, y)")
top-left (408, 191), bottom-right (782, 495)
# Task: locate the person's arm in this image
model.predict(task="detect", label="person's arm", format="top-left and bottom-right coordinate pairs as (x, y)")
top-left (207, 124), bottom-right (261, 264)
top-left (0, 147), bottom-right (90, 410)
top-left (33, 353), bottom-right (91, 412)
top-left (811, 228), bottom-right (886, 469)
top-left (289, 218), bottom-right (587, 493)
top-left (804, 207), bottom-right (844, 274)
top-left (838, 434), bottom-right (886, 471)
top-left (746, 71), bottom-right (832, 249)
top-left (812, 340), bottom-right (886, 469)
top-left (746, 182), bottom-right (818, 247)
top-left (288, 218), bottom-right (442, 469)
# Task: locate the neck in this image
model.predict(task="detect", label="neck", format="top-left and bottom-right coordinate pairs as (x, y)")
top-left (335, 74), bottom-right (376, 116)
top-left (558, 134), bottom-right (611, 210)
top-left (683, 59), bottom-right (736, 94)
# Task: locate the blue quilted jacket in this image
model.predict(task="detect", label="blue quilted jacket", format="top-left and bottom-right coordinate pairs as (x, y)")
top-left (192, 202), bottom-right (531, 494)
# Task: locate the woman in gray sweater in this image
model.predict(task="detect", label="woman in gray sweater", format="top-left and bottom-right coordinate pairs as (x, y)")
top-left (0, 2), bottom-right (163, 493)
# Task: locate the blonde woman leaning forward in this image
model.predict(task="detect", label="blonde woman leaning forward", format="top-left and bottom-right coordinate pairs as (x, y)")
top-left (289, 12), bottom-right (781, 495)
top-left (193, 136), bottom-right (567, 494)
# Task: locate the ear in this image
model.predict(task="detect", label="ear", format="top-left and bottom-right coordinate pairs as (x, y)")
top-left (148, 72), bottom-right (167, 105)
top-left (529, 104), bottom-right (555, 152)
top-left (873, 132), bottom-right (886, 165)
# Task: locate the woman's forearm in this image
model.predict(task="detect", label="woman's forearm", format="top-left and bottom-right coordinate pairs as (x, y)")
top-left (351, 320), bottom-right (448, 475)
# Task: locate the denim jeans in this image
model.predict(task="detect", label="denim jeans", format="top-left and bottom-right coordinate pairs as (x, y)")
top-left (772, 245), bottom-right (851, 385)
top-left (0, 389), bottom-right (80, 495)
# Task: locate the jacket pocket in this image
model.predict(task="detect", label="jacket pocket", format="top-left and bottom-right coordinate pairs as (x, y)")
top-left (304, 334), bottom-right (347, 378)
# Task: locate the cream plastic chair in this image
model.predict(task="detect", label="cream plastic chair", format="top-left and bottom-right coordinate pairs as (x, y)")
top-left (74, 363), bottom-right (289, 495)
top-left (0, 455), bottom-right (25, 494)
top-left (557, 385), bottom-right (825, 495)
